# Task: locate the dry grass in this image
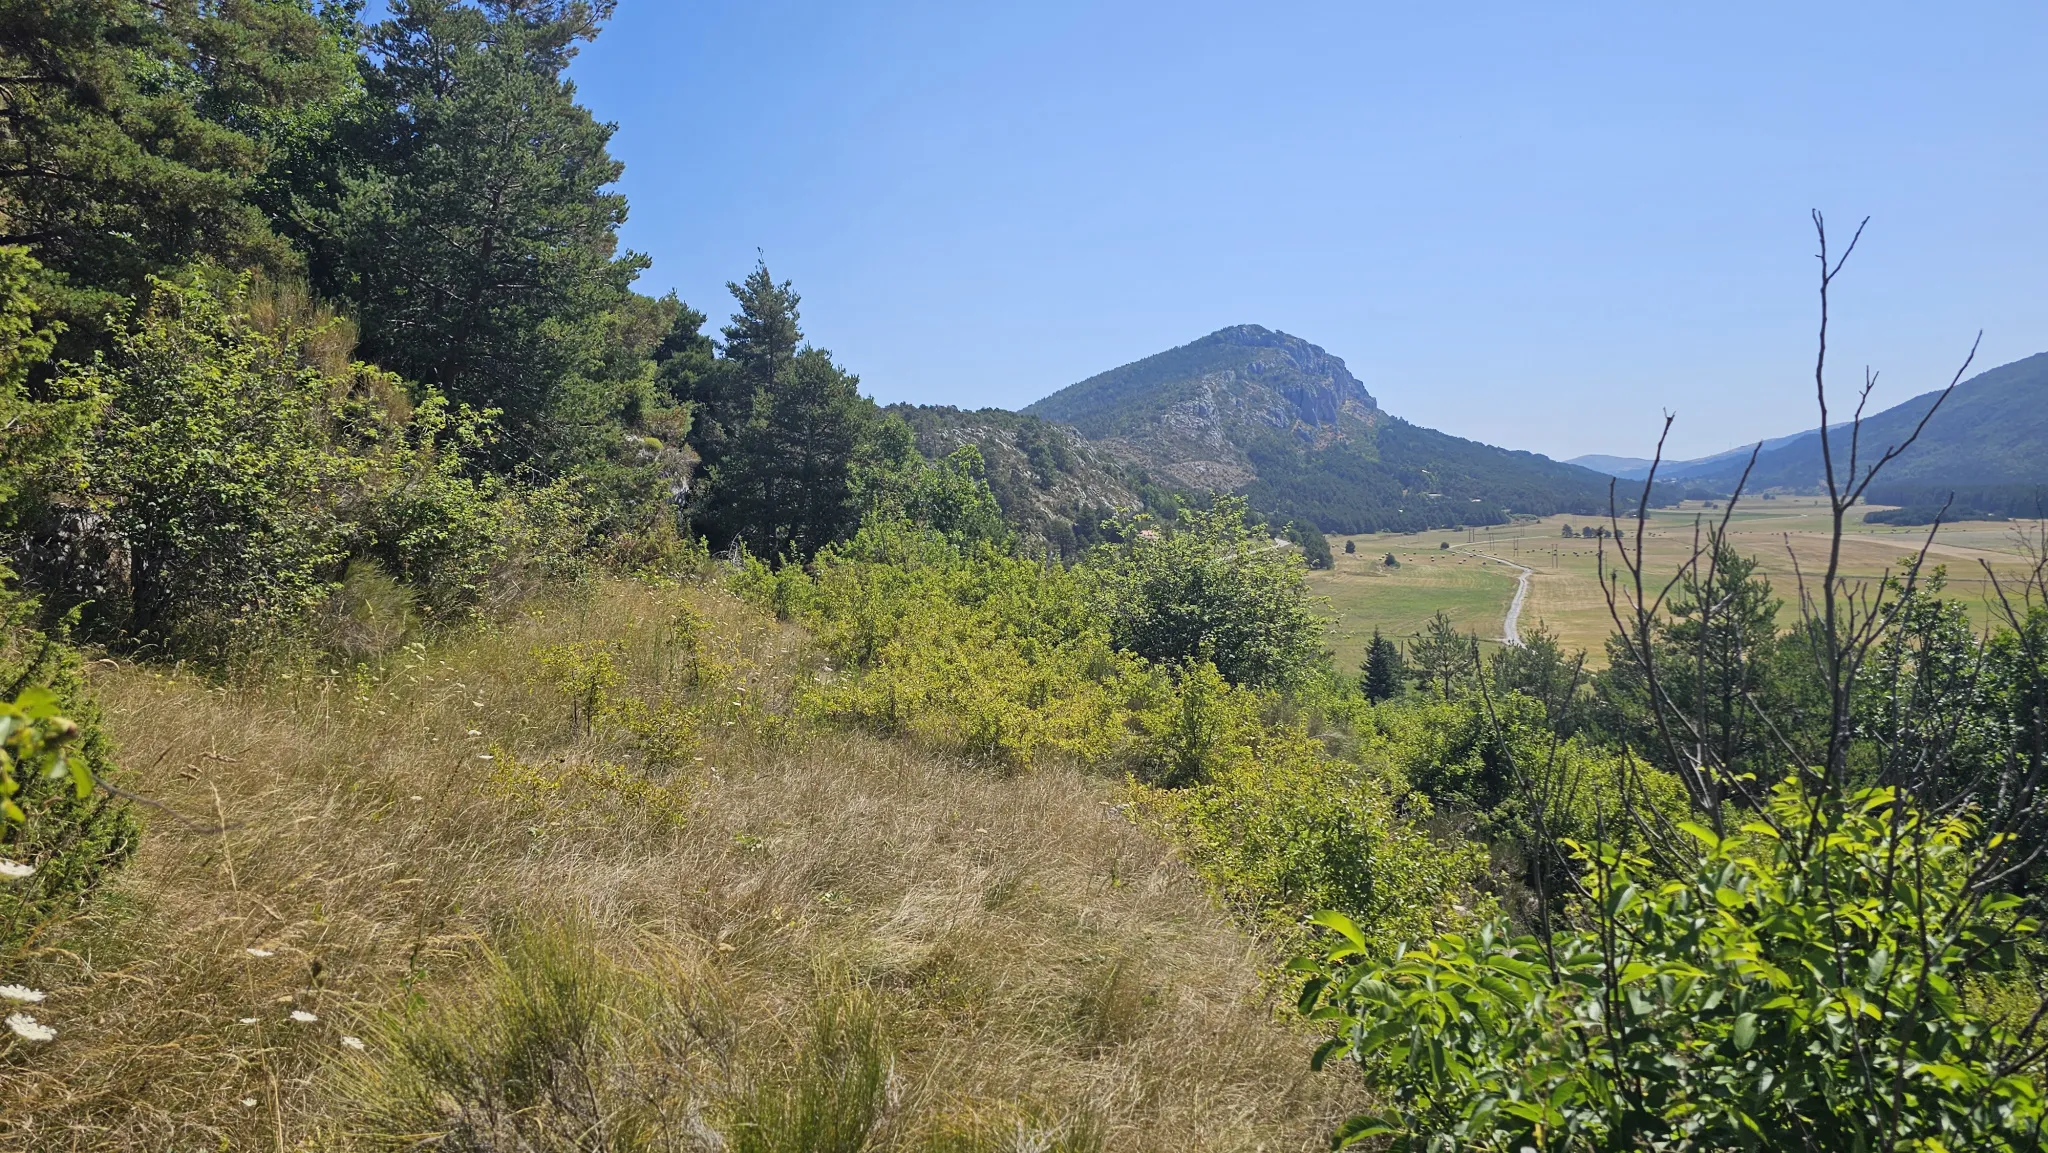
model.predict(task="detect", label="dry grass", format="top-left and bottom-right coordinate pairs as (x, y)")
top-left (0, 579), bottom-right (1355, 1150)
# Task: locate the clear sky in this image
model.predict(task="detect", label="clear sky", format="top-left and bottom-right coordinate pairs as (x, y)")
top-left (409, 2), bottom-right (2048, 462)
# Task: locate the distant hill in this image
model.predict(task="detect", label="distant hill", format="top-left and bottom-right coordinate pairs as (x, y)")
top-left (1663, 352), bottom-right (2048, 514)
top-left (1017, 325), bottom-right (1615, 533)
top-left (1568, 429), bottom-right (1835, 482)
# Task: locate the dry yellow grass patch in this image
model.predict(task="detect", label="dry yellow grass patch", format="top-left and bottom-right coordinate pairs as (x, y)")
top-left (0, 580), bottom-right (1354, 1151)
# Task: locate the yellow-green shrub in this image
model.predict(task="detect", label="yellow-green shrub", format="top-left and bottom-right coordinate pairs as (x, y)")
top-left (757, 519), bottom-right (1153, 771)
top-left (1135, 711), bottom-right (1487, 950)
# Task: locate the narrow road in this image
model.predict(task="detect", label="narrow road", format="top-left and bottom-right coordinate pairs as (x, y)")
top-left (1461, 550), bottom-right (1534, 647)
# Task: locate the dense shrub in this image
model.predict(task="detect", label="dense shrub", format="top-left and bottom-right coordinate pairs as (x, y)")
top-left (0, 612), bottom-right (137, 956)
top-left (27, 271), bottom-right (590, 660)
top-left (1295, 776), bottom-right (2048, 1151)
top-left (0, 246), bottom-right (135, 955)
top-left (60, 272), bottom-right (365, 654)
top-left (1086, 495), bottom-right (1325, 690)
top-left (1136, 707), bottom-right (1486, 947)
top-left (752, 519), bottom-right (1150, 769)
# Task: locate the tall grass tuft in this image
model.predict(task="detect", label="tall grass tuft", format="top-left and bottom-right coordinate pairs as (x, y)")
top-left (344, 919), bottom-right (682, 1152)
top-left (726, 988), bottom-right (890, 1153)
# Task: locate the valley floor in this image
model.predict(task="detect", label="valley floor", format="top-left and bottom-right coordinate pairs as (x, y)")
top-left (1316, 498), bottom-right (2048, 667)
top-left (1, 581), bottom-right (1352, 1151)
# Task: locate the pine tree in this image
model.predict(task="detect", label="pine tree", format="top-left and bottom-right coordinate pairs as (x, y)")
top-left (294, 0), bottom-right (645, 450)
top-left (1407, 610), bottom-right (1475, 696)
top-left (718, 262), bottom-right (802, 394)
top-left (0, 0), bottom-right (353, 353)
top-left (652, 296), bottom-right (715, 410)
top-left (690, 265), bottom-right (875, 559)
top-left (714, 348), bottom-right (868, 559)
top-left (1363, 628), bottom-right (1402, 703)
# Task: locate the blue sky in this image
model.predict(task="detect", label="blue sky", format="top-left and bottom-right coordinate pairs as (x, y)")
top-left (395, 2), bottom-right (2047, 461)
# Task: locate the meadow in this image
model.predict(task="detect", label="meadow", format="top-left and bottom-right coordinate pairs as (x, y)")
top-left (1314, 497), bottom-right (2048, 668)
top-left (3, 580), bottom-right (1353, 1151)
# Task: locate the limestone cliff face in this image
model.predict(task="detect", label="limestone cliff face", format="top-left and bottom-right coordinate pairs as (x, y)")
top-left (1021, 325), bottom-right (1377, 490)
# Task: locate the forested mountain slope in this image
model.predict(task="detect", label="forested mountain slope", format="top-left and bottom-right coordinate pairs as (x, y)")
top-left (1019, 325), bottom-right (1615, 533)
top-left (1576, 352), bottom-right (2048, 515)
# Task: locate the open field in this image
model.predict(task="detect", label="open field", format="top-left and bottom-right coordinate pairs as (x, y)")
top-left (1309, 537), bottom-right (1520, 672)
top-left (1314, 498), bottom-right (2047, 668)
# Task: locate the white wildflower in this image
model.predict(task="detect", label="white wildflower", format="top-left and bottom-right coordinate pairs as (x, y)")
top-left (410, 795), bottom-right (424, 801)
top-left (466, 729), bottom-right (482, 737)
top-left (478, 753), bottom-right (494, 761)
top-left (239, 1017), bottom-right (259, 1025)
top-left (288, 1009), bottom-right (317, 1023)
top-left (245, 947), bottom-right (274, 958)
top-left (0, 985), bottom-right (44, 1003)
top-left (340, 1035), bottom-right (366, 1050)
top-left (6, 1013), bottom-right (55, 1042)
top-left (0, 859), bottom-right (34, 880)
top-left (241, 1097), bottom-right (258, 1108)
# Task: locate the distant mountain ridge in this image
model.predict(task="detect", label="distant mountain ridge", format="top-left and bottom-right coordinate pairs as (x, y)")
top-left (1568, 428), bottom-right (1826, 483)
top-left (1003, 325), bottom-right (1614, 534)
top-left (1570, 352), bottom-right (2048, 512)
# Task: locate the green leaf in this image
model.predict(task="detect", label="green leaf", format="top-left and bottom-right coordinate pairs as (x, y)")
top-left (1298, 976), bottom-right (1329, 1015)
top-left (66, 754), bottom-right (93, 800)
top-left (1677, 819), bottom-right (1722, 850)
top-left (1310, 1036), bottom-right (1348, 1072)
top-left (1311, 910), bottom-right (1368, 952)
top-left (1732, 1012), bottom-right (1757, 1051)
top-left (1330, 1114), bottom-right (1397, 1148)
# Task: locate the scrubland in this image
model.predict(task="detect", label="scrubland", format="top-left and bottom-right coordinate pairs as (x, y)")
top-left (1, 580), bottom-right (1353, 1151)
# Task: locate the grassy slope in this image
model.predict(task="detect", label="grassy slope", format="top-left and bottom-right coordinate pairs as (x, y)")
top-left (1313, 499), bottom-right (2048, 667)
top-left (3, 581), bottom-right (1352, 1151)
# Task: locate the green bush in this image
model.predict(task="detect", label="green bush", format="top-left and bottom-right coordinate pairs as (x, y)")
top-left (35, 271), bottom-right (593, 659)
top-left (1085, 495), bottom-right (1325, 690)
top-left (0, 246), bottom-right (135, 956)
top-left (0, 610), bottom-right (136, 957)
top-left (63, 272), bottom-right (362, 656)
top-left (1295, 775), bottom-right (2048, 1151)
top-left (763, 519), bottom-right (1148, 770)
top-left (1138, 711), bottom-right (1486, 947)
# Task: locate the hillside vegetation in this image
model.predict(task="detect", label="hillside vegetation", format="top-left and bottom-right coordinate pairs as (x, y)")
top-left (2, 6), bottom-right (2045, 1152)
top-left (6, 579), bottom-right (1356, 1149)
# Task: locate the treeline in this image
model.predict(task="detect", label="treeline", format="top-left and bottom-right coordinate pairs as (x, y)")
top-left (1864, 483), bottom-right (2048, 524)
top-left (1, 1), bottom-right (1015, 656)
top-left (0, 1), bottom-right (1008, 963)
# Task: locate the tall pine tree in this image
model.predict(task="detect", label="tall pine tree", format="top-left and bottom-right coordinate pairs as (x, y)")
top-left (689, 263), bottom-right (873, 559)
top-left (291, 0), bottom-right (645, 452)
top-left (0, 0), bottom-right (353, 354)
top-left (1363, 628), bottom-right (1402, 703)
